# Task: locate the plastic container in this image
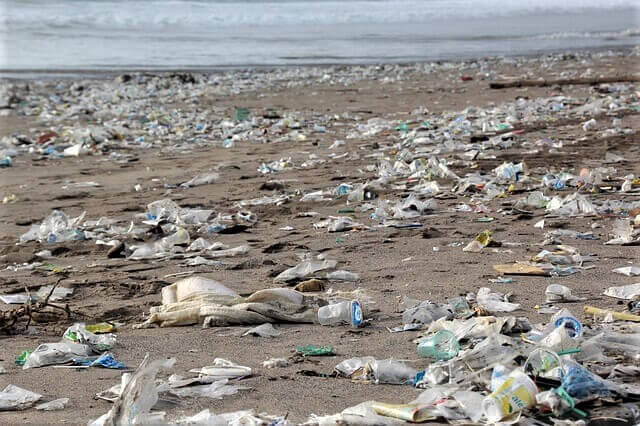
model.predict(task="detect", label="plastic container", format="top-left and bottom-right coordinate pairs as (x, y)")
top-left (550, 308), bottom-right (582, 338)
top-left (318, 300), bottom-right (363, 328)
top-left (482, 369), bottom-right (538, 422)
top-left (417, 330), bottom-right (460, 361)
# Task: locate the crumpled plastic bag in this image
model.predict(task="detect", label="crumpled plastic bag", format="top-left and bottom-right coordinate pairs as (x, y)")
top-left (23, 342), bottom-right (93, 369)
top-left (476, 287), bottom-right (520, 313)
top-left (274, 259), bottom-right (337, 283)
top-left (89, 356), bottom-right (176, 426)
top-left (334, 357), bottom-right (417, 385)
top-left (0, 385), bottom-right (42, 411)
top-left (603, 283), bottom-right (640, 300)
top-left (174, 409), bottom-right (290, 425)
top-left (403, 301), bottom-right (452, 325)
top-left (545, 284), bottom-right (586, 303)
top-left (604, 219), bottom-right (637, 245)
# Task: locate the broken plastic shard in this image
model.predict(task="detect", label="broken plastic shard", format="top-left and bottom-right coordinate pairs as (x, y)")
top-left (416, 330), bottom-right (459, 361)
top-left (35, 398), bottom-right (69, 411)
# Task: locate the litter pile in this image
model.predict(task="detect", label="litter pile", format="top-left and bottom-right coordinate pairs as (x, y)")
top-left (1, 48), bottom-right (639, 423)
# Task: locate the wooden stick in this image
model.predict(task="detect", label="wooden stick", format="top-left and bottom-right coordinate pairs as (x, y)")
top-left (490, 75), bottom-right (640, 89)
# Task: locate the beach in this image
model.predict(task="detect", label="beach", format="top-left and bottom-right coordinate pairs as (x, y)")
top-left (1, 48), bottom-right (639, 423)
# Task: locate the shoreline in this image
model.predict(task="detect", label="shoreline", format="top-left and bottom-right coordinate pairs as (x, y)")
top-left (1, 44), bottom-right (637, 81)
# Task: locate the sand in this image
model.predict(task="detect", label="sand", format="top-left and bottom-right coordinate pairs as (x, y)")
top-left (0, 50), bottom-right (639, 424)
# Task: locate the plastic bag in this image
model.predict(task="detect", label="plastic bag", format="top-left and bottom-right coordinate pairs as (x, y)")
top-left (90, 356), bottom-right (176, 426)
top-left (23, 342), bottom-right (93, 369)
top-left (0, 385), bottom-right (42, 411)
top-left (476, 287), bottom-right (520, 312)
top-left (63, 323), bottom-right (116, 352)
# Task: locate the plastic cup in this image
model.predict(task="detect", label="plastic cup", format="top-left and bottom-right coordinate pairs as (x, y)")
top-left (417, 330), bottom-right (459, 361)
top-left (482, 369), bottom-right (538, 422)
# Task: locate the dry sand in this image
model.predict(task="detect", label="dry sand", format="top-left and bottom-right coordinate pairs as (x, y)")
top-left (0, 51), bottom-right (639, 424)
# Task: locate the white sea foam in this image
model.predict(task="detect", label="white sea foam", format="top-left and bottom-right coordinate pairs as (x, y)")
top-left (0, 0), bottom-right (637, 71)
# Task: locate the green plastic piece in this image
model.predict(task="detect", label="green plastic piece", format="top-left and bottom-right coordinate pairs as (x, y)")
top-left (16, 350), bottom-right (32, 366)
top-left (296, 345), bottom-right (335, 356)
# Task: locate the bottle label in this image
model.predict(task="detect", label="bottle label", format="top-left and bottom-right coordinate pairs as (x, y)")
top-left (351, 301), bottom-right (363, 327)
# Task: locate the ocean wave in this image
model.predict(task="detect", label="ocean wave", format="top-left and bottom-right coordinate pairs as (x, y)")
top-left (533, 29), bottom-right (640, 40)
top-left (1, 0), bottom-right (637, 29)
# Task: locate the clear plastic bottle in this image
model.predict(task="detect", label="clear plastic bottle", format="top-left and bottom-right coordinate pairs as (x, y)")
top-left (318, 300), bottom-right (363, 328)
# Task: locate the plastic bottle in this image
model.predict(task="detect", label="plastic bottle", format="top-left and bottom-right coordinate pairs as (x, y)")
top-left (318, 300), bottom-right (363, 328)
top-left (417, 330), bottom-right (459, 361)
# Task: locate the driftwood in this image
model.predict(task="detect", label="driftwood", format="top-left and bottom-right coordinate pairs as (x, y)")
top-left (0, 278), bottom-right (73, 334)
top-left (489, 75), bottom-right (640, 89)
